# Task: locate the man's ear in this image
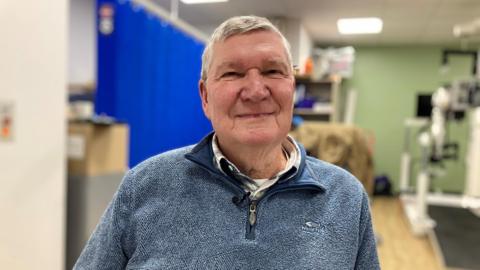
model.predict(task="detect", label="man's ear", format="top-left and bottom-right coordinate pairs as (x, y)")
top-left (199, 80), bottom-right (210, 119)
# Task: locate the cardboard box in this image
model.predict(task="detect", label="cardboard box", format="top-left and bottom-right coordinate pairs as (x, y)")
top-left (67, 122), bottom-right (129, 176)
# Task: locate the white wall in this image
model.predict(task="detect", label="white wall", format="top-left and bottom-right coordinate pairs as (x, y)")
top-left (270, 17), bottom-right (313, 73)
top-left (69, 0), bottom-right (96, 84)
top-left (298, 24), bottom-right (313, 74)
top-left (0, 0), bottom-right (68, 269)
top-left (196, 24), bottom-right (217, 37)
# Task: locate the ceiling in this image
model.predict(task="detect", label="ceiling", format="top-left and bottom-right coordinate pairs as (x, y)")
top-left (152, 0), bottom-right (480, 46)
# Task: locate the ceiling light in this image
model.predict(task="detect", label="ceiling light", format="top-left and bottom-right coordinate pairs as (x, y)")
top-left (181, 0), bottom-right (228, 4)
top-left (337, 17), bottom-right (383, 35)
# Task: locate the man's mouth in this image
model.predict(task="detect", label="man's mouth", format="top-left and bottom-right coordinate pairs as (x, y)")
top-left (237, 112), bottom-right (274, 118)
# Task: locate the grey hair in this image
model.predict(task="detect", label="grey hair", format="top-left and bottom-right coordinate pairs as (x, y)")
top-left (200, 15), bottom-right (293, 81)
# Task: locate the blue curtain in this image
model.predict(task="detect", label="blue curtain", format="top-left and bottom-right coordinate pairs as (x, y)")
top-left (96, 0), bottom-right (212, 167)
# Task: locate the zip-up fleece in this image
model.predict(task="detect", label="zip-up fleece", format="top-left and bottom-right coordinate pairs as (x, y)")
top-left (74, 134), bottom-right (380, 270)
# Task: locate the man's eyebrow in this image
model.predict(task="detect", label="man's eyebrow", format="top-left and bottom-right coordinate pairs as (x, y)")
top-left (263, 59), bottom-right (290, 70)
top-left (216, 61), bottom-right (243, 71)
top-left (215, 59), bottom-right (289, 72)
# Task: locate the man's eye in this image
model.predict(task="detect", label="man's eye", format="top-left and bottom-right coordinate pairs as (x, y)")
top-left (264, 69), bottom-right (284, 77)
top-left (221, 71), bottom-right (241, 78)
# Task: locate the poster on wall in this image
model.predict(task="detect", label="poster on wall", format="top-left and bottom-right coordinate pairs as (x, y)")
top-left (0, 100), bottom-right (14, 142)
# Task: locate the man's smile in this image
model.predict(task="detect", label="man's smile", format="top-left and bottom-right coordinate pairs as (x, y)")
top-left (236, 112), bottom-right (274, 119)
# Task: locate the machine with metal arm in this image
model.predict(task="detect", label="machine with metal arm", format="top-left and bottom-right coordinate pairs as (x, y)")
top-left (400, 78), bottom-right (480, 236)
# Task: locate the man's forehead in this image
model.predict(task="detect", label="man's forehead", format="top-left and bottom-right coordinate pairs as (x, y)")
top-left (216, 58), bottom-right (288, 69)
top-left (220, 28), bottom-right (277, 42)
top-left (212, 30), bottom-right (283, 50)
top-left (211, 38), bottom-right (289, 67)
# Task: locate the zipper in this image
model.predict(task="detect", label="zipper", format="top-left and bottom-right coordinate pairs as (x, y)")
top-left (249, 201), bottom-right (257, 225)
top-left (246, 200), bottom-right (257, 240)
top-left (186, 152), bottom-right (324, 241)
top-left (243, 185), bottom-right (323, 240)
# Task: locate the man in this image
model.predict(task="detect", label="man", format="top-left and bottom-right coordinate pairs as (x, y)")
top-left (74, 15), bottom-right (379, 269)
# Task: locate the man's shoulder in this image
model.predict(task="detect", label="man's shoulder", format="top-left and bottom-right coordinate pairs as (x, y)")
top-left (138, 145), bottom-right (194, 168)
top-left (125, 145), bottom-right (195, 181)
top-left (117, 145), bottom-right (199, 196)
top-left (304, 155), bottom-right (352, 178)
top-left (304, 155), bottom-right (365, 196)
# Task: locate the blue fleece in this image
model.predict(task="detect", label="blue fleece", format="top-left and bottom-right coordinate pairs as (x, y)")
top-left (74, 134), bottom-right (380, 269)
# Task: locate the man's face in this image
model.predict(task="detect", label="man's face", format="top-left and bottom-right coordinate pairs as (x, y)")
top-left (200, 30), bottom-right (295, 148)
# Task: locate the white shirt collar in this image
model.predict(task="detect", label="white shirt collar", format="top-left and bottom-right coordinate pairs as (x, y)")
top-left (211, 133), bottom-right (301, 199)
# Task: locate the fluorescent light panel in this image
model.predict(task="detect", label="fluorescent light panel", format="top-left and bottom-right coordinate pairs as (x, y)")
top-left (337, 17), bottom-right (383, 35)
top-left (181, 0), bottom-right (228, 4)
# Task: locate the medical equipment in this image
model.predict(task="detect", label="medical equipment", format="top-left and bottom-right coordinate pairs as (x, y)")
top-left (400, 79), bottom-right (480, 236)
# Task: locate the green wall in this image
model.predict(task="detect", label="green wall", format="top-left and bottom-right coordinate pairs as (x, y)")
top-left (343, 46), bottom-right (476, 193)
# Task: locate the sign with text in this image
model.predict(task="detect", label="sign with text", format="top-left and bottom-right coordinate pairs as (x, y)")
top-left (0, 100), bottom-right (14, 141)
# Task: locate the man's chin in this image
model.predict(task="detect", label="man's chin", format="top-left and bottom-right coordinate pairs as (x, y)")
top-left (234, 130), bottom-right (284, 147)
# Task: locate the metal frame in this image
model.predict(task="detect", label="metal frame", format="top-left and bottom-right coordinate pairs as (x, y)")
top-left (132, 0), bottom-right (209, 43)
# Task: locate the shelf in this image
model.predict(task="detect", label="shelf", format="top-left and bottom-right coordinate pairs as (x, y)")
top-left (294, 106), bottom-right (333, 115)
top-left (68, 82), bottom-right (96, 102)
top-left (294, 74), bottom-right (341, 122)
top-left (68, 82), bottom-right (96, 94)
top-left (294, 74), bottom-right (342, 84)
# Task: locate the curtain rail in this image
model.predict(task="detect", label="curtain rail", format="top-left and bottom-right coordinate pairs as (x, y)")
top-left (132, 0), bottom-right (209, 43)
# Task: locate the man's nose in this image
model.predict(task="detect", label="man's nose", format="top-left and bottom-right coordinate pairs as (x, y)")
top-left (239, 70), bottom-right (270, 102)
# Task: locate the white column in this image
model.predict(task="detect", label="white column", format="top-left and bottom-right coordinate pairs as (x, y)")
top-left (0, 0), bottom-right (68, 269)
top-left (465, 107), bottom-right (480, 197)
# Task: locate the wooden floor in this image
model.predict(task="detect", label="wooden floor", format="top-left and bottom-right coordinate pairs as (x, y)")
top-left (371, 196), bottom-right (443, 270)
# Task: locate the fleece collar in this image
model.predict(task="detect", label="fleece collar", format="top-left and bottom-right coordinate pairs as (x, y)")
top-left (184, 133), bottom-right (326, 194)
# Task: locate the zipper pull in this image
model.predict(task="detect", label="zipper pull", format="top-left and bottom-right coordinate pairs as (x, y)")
top-left (249, 201), bottom-right (257, 225)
